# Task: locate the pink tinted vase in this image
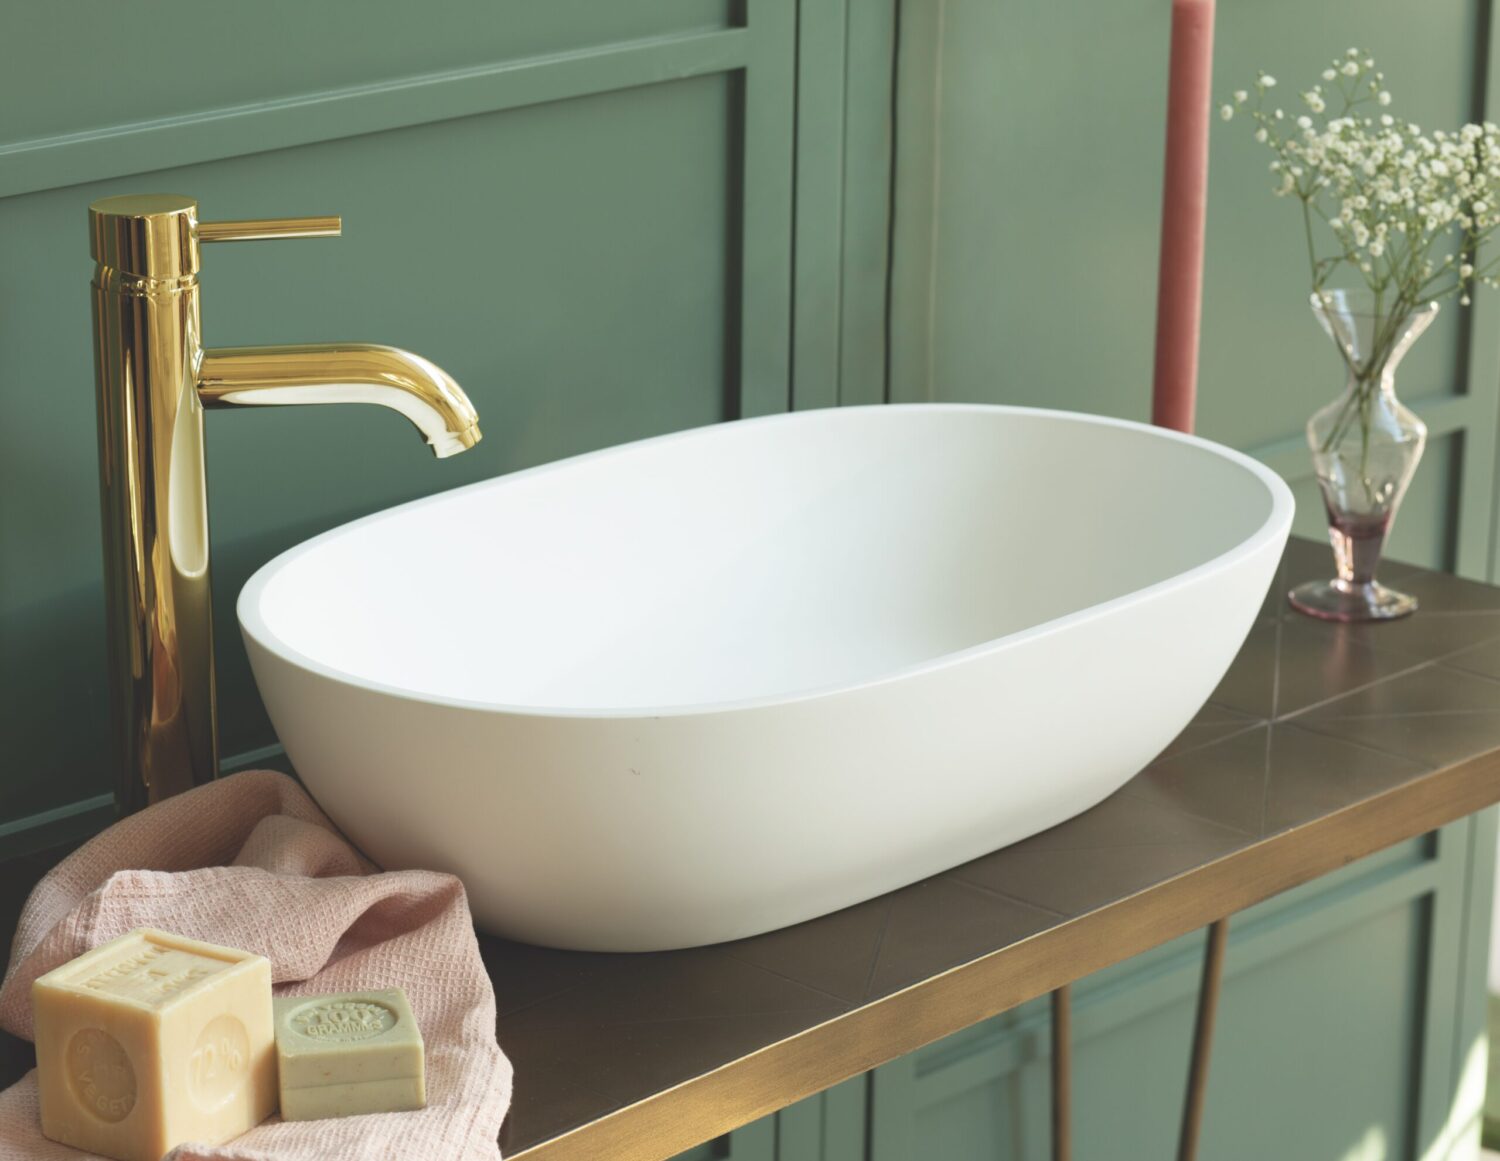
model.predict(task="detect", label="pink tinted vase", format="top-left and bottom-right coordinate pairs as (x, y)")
top-left (1288, 289), bottom-right (1435, 622)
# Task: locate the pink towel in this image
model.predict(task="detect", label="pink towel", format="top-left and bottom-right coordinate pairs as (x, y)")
top-left (0, 770), bottom-right (512, 1160)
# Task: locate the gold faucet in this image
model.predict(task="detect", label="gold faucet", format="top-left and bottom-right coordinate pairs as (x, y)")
top-left (90, 193), bottom-right (482, 814)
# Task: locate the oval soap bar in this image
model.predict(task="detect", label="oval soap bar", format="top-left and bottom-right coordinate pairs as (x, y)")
top-left (273, 988), bottom-right (425, 1120)
top-left (31, 928), bottom-right (276, 1161)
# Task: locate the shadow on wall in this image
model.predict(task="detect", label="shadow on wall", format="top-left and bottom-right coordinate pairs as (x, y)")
top-left (0, 513), bottom-right (381, 828)
top-left (0, 580), bottom-right (109, 822)
top-left (209, 518), bottom-right (356, 763)
top-left (1431, 1031), bottom-right (1487, 1159)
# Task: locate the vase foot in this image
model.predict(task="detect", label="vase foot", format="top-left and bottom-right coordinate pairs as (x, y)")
top-left (1288, 578), bottom-right (1418, 622)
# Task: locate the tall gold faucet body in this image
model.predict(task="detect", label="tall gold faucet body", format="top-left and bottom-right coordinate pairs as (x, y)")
top-left (90, 194), bottom-right (482, 814)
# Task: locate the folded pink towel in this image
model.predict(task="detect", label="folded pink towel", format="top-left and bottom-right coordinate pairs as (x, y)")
top-left (0, 770), bottom-right (512, 1160)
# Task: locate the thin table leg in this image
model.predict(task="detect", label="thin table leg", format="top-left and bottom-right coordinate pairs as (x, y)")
top-left (1052, 984), bottom-right (1071, 1161)
top-left (1178, 917), bottom-right (1229, 1161)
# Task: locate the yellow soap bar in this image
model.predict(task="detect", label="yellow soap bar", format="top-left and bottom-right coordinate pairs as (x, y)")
top-left (273, 988), bottom-right (425, 1120)
top-left (31, 929), bottom-right (276, 1161)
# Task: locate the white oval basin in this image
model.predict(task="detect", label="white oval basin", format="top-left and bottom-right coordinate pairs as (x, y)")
top-left (239, 404), bottom-right (1293, 950)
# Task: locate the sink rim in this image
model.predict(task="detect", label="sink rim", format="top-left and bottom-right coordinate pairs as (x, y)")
top-left (238, 402), bottom-right (1294, 722)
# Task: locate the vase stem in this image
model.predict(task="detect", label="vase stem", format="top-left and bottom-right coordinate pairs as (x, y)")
top-left (1326, 506), bottom-right (1389, 589)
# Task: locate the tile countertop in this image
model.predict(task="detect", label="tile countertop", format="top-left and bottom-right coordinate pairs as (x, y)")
top-left (5, 537), bottom-right (1500, 1159)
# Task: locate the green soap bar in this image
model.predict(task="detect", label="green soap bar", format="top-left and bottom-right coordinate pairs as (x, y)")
top-left (281, 1076), bottom-right (425, 1121)
top-left (272, 988), bottom-right (425, 1121)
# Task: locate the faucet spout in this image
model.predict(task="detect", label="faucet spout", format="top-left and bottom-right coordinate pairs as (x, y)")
top-left (198, 343), bottom-right (482, 457)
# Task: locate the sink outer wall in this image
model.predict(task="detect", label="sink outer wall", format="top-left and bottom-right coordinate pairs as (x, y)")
top-left (240, 405), bottom-right (1293, 951)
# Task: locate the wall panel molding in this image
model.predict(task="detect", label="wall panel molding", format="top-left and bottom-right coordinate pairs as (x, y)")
top-left (1476, 0), bottom-right (1500, 580)
top-left (788, 0), bottom-right (896, 410)
top-left (736, 2), bottom-right (797, 418)
top-left (0, 29), bottom-right (750, 199)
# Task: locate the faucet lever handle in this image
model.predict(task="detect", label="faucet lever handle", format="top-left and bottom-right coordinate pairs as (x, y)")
top-left (198, 216), bottom-right (342, 243)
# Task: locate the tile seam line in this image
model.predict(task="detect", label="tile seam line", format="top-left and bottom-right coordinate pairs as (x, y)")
top-left (1301, 707), bottom-right (1500, 722)
top-left (1280, 639), bottom-right (1500, 725)
top-left (1276, 657), bottom-right (1439, 721)
top-left (1153, 719), bottom-right (1270, 765)
top-left (1278, 717), bottom-right (1447, 771)
top-left (858, 902), bottom-right (896, 1004)
top-left (1261, 609), bottom-right (1288, 833)
top-left (719, 951), bottom-right (864, 1007)
top-left (941, 875), bottom-right (1070, 920)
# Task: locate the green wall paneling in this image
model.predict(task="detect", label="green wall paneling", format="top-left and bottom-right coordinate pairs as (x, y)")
top-left (1458, 807), bottom-right (1500, 1153)
top-left (774, 1076), bottom-right (868, 1161)
top-left (671, 1113), bottom-right (774, 1161)
top-left (1, 3), bottom-right (735, 158)
top-left (671, 1076), bottom-right (868, 1161)
top-left (789, 0), bottom-right (896, 410)
top-left (0, 3), bottom-right (798, 842)
top-left (885, 0), bottom-right (1500, 581)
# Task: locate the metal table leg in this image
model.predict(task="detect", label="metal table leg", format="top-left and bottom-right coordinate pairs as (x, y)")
top-left (1050, 916), bottom-right (1227, 1161)
top-left (1052, 985), bottom-right (1071, 1161)
top-left (1178, 917), bottom-right (1229, 1161)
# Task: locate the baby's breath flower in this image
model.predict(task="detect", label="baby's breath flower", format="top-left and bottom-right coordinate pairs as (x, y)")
top-left (1226, 50), bottom-right (1498, 314)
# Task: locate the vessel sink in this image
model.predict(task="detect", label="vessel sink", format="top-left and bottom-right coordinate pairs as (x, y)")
top-left (239, 404), bottom-right (1294, 951)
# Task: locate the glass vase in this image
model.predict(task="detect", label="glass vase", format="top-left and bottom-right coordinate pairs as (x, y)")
top-left (1287, 289), bottom-right (1435, 622)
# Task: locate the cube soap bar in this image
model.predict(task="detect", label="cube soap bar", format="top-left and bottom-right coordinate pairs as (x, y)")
top-left (32, 928), bottom-right (276, 1161)
top-left (273, 988), bottom-right (425, 1120)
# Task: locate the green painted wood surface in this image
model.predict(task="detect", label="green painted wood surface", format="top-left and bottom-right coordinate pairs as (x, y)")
top-left (888, 0), bottom-right (1500, 580)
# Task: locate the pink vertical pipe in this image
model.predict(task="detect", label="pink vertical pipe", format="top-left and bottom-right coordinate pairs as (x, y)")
top-left (1152, 0), bottom-right (1216, 434)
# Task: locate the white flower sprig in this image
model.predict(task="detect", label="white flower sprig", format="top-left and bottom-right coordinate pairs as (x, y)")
top-left (1223, 48), bottom-right (1500, 316)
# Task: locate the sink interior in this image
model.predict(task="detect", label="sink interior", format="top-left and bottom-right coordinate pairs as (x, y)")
top-left (255, 407), bottom-right (1273, 712)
